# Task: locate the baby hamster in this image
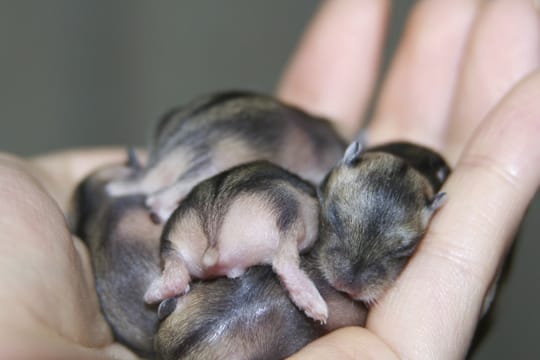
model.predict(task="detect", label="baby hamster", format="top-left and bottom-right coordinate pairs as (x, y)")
top-left (315, 140), bottom-right (450, 305)
top-left (105, 91), bottom-right (345, 221)
top-left (154, 258), bottom-right (367, 360)
top-left (145, 161), bottom-right (328, 323)
top-left (70, 161), bottom-right (163, 357)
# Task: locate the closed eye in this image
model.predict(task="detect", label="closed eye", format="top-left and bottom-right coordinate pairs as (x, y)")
top-left (325, 203), bottom-right (345, 239)
top-left (392, 239), bottom-right (420, 258)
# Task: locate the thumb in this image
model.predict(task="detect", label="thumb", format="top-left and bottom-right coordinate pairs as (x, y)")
top-left (287, 327), bottom-right (398, 360)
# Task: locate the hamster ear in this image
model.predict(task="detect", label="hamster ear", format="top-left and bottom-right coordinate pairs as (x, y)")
top-left (342, 141), bottom-right (364, 166)
top-left (126, 146), bottom-right (142, 171)
top-left (421, 192), bottom-right (447, 227)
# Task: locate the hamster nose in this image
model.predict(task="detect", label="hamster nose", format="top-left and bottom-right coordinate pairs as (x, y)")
top-left (332, 279), bottom-right (363, 300)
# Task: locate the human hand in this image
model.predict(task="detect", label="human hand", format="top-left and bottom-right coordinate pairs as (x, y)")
top-left (2, 1), bottom-right (538, 359)
top-left (279, 1), bottom-right (539, 359)
top-left (0, 149), bottom-right (139, 359)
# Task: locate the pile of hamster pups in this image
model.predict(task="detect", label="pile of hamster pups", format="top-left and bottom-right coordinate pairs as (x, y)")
top-left (70, 91), bottom-right (449, 360)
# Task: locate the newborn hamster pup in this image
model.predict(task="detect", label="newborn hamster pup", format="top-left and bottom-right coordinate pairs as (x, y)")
top-left (71, 162), bottom-right (163, 357)
top-left (155, 260), bottom-right (367, 360)
top-left (145, 161), bottom-right (328, 323)
top-left (106, 91), bottom-right (345, 221)
top-left (316, 141), bottom-right (450, 304)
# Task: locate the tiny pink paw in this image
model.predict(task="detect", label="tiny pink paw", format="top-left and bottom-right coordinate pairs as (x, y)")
top-left (145, 195), bottom-right (177, 222)
top-left (302, 297), bottom-right (329, 324)
top-left (288, 287), bottom-right (329, 324)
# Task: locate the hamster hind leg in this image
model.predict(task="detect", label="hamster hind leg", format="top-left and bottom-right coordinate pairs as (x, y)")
top-left (144, 241), bottom-right (191, 304)
top-left (272, 236), bottom-right (328, 324)
top-left (145, 208), bottom-right (210, 303)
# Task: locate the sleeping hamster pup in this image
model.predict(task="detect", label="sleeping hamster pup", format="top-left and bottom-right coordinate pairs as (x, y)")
top-left (70, 162), bottom-right (163, 357)
top-left (315, 141), bottom-right (449, 304)
top-left (106, 91), bottom-right (345, 221)
top-left (154, 259), bottom-right (367, 360)
top-left (144, 161), bottom-right (327, 323)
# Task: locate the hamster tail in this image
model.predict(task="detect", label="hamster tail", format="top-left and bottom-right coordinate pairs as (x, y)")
top-left (202, 247), bottom-right (219, 269)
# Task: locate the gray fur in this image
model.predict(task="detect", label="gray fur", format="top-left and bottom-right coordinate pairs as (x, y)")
top-left (105, 91), bottom-right (346, 221)
top-left (147, 91), bottom-right (344, 179)
top-left (155, 260), bottom-right (366, 360)
top-left (71, 91), bottom-right (451, 359)
top-left (71, 90), bottom-right (345, 356)
top-left (71, 165), bottom-right (162, 357)
top-left (316, 142), bottom-right (450, 304)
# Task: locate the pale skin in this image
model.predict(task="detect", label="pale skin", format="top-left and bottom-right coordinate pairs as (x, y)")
top-left (0, 0), bottom-right (538, 359)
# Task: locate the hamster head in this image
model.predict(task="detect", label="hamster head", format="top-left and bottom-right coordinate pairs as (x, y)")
top-left (316, 142), bottom-right (446, 305)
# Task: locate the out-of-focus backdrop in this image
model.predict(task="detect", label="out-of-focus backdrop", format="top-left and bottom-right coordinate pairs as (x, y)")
top-left (1, 2), bottom-right (537, 358)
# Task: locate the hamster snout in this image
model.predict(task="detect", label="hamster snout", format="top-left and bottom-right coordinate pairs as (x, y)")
top-left (316, 141), bottom-right (449, 305)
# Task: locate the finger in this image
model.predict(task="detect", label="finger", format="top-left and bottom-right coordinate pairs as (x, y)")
top-left (287, 327), bottom-right (398, 360)
top-left (277, 0), bottom-right (390, 139)
top-left (369, 0), bottom-right (483, 150)
top-left (367, 70), bottom-right (540, 359)
top-left (30, 147), bottom-right (128, 210)
top-left (446, 0), bottom-right (540, 164)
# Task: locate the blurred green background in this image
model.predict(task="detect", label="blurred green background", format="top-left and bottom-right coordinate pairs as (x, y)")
top-left (1, 1), bottom-right (537, 358)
